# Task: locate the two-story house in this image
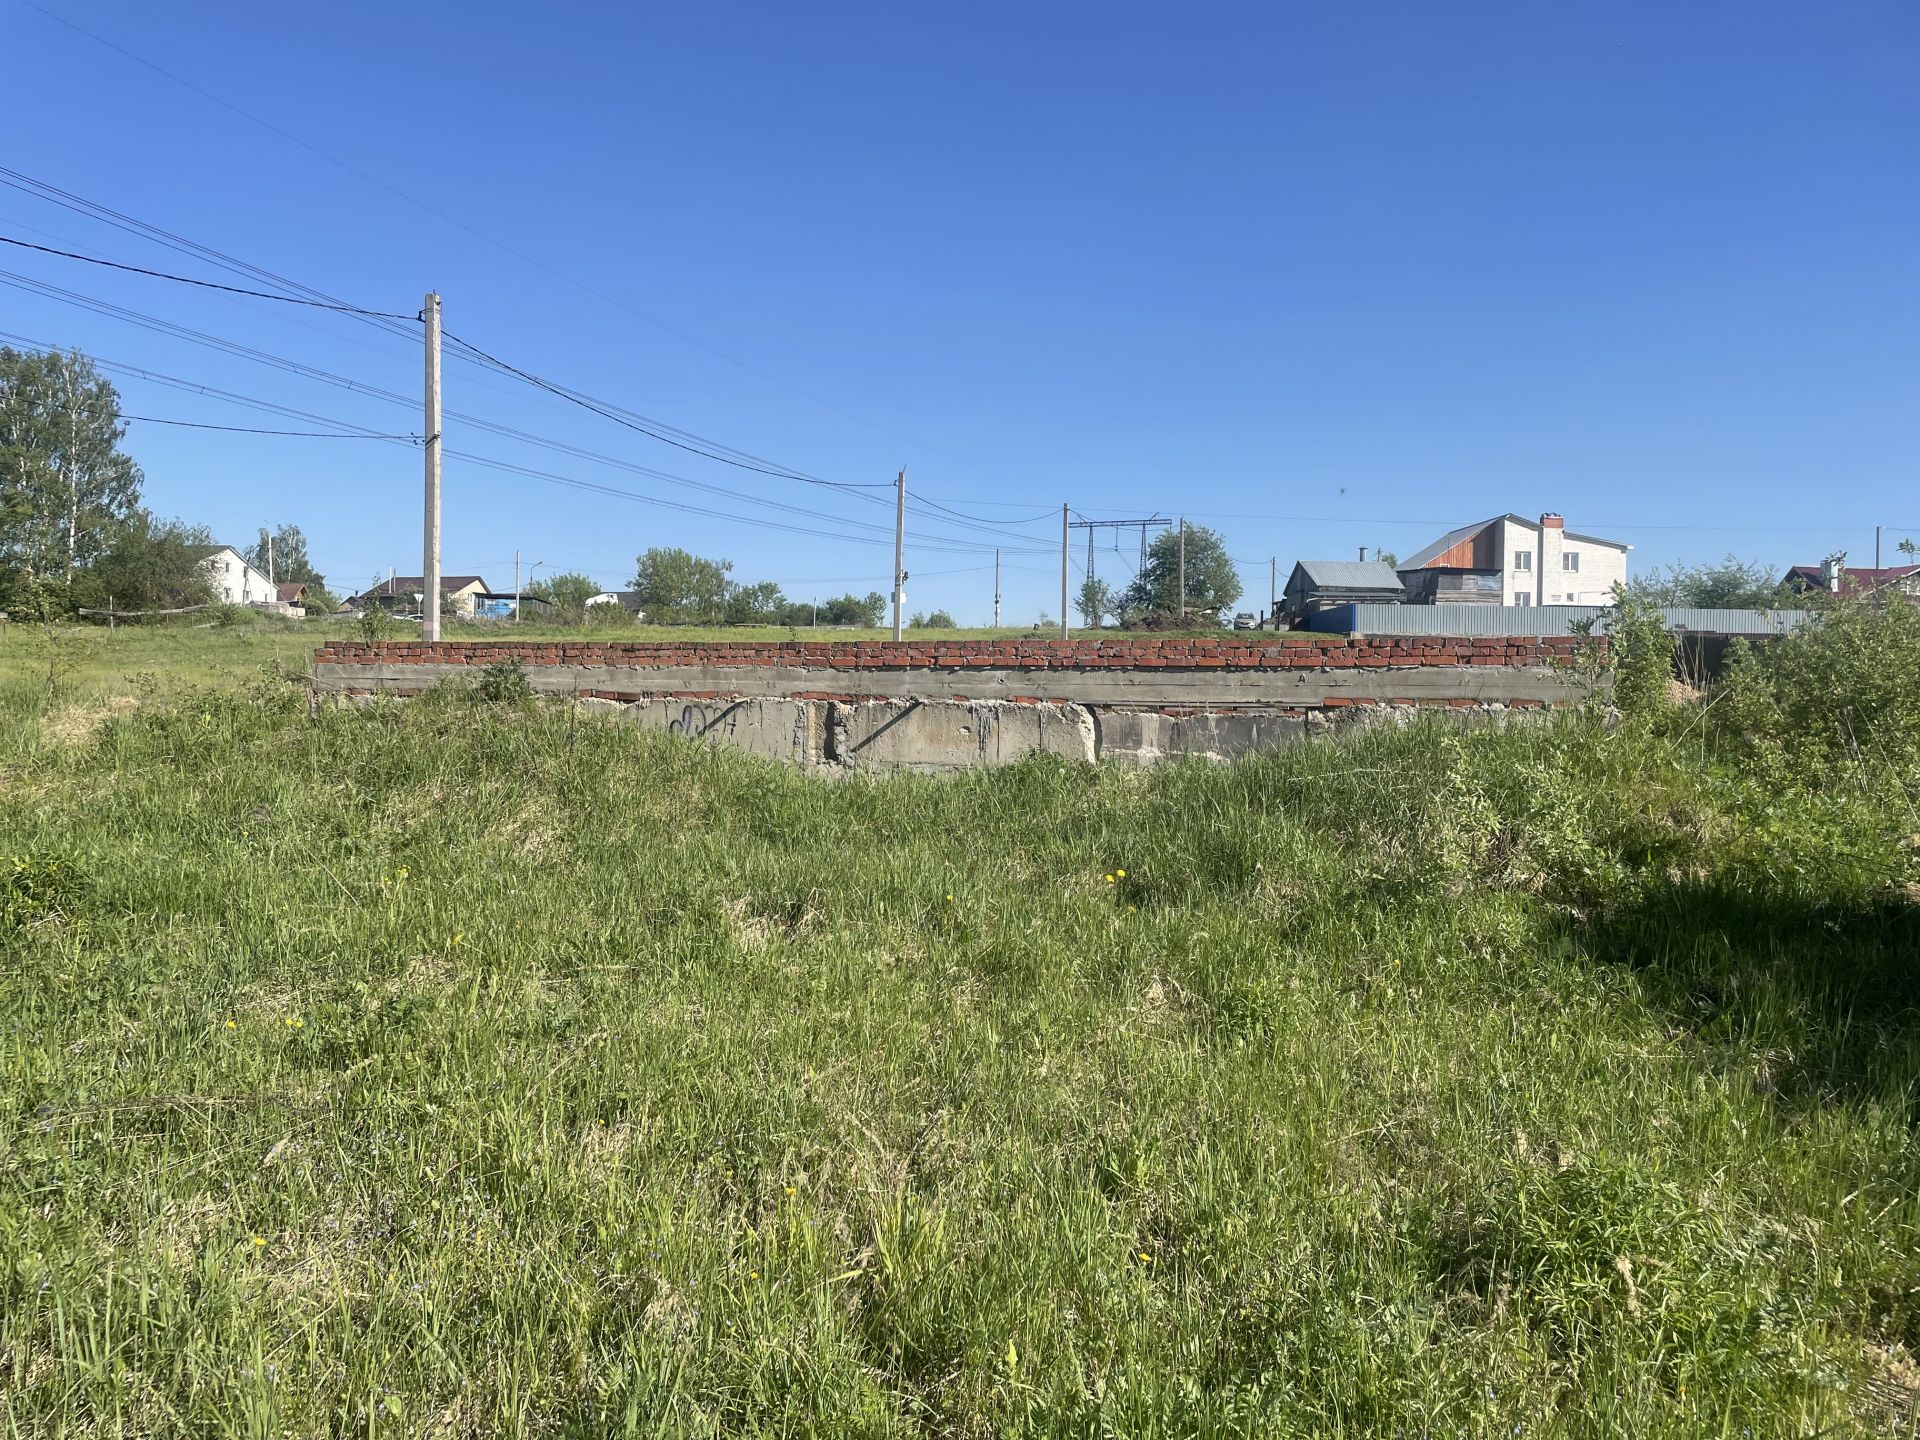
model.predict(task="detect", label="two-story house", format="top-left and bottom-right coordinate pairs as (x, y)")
top-left (1398, 513), bottom-right (1630, 607)
top-left (191, 545), bottom-right (277, 606)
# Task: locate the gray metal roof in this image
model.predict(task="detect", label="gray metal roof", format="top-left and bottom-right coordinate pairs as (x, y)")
top-left (1401, 514), bottom-right (1631, 571)
top-left (1292, 560), bottom-right (1406, 590)
top-left (1307, 603), bottom-right (1810, 637)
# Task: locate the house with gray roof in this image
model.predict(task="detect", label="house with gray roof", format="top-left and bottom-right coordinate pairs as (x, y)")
top-left (1282, 559), bottom-right (1406, 627)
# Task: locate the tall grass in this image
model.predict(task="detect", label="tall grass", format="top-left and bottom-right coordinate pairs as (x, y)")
top-left (0, 628), bottom-right (1917, 1435)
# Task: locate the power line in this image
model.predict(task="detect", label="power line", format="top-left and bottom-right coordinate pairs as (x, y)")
top-left (122, 412), bottom-right (413, 438)
top-left (0, 167), bottom-right (1064, 547)
top-left (439, 329), bottom-right (889, 491)
top-left (0, 168), bottom-right (910, 501)
top-left (15, 0), bottom-right (1004, 474)
top-left (0, 288), bottom-right (1048, 554)
top-left (0, 232), bottom-right (415, 317)
top-left (0, 324), bottom-right (1049, 559)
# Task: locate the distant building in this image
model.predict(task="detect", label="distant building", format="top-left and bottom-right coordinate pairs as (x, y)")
top-left (275, 582), bottom-right (309, 606)
top-left (587, 590), bottom-right (647, 619)
top-left (343, 575), bottom-right (491, 617)
top-left (191, 546), bottom-right (276, 606)
top-left (1399, 513), bottom-right (1629, 607)
top-left (1783, 558), bottom-right (1920, 600)
top-left (472, 593), bottom-right (551, 620)
top-left (1282, 560), bottom-right (1405, 627)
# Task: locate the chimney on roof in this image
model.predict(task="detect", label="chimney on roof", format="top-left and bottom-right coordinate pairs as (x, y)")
top-left (1358, 546), bottom-right (1368, 562)
top-left (1822, 551), bottom-right (1846, 593)
top-left (1540, 513), bottom-right (1564, 530)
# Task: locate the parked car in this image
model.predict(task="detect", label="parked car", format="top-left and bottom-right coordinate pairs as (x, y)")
top-left (1232, 612), bottom-right (1258, 630)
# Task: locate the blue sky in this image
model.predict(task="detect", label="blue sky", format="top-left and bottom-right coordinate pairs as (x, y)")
top-left (4, 1), bottom-right (1916, 619)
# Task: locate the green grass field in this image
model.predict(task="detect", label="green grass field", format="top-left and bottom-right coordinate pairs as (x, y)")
top-left (2, 626), bottom-right (1917, 1436)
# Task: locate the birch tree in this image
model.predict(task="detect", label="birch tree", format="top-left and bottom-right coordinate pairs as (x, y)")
top-left (0, 347), bottom-right (143, 582)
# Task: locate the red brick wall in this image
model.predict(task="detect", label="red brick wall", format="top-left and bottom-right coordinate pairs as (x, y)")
top-left (313, 635), bottom-right (1599, 672)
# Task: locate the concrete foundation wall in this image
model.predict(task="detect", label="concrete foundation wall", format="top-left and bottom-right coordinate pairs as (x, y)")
top-left (312, 637), bottom-right (1595, 771)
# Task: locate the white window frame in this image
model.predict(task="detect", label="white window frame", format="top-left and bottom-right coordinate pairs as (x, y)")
top-left (1562, 551), bottom-right (1580, 572)
top-left (1513, 592), bottom-right (1531, 607)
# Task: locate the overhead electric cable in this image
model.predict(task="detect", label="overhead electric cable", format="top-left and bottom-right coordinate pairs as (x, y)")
top-left (0, 232), bottom-right (415, 317)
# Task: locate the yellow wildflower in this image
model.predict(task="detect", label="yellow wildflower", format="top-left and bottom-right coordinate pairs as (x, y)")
top-left (251, 1235), bottom-right (266, 1248)
top-left (1116, 869), bottom-right (1126, 878)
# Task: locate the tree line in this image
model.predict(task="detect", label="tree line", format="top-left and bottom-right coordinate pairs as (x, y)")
top-left (0, 346), bottom-right (331, 616)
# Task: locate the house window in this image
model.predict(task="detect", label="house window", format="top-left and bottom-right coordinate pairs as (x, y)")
top-left (1562, 551), bottom-right (1580, 572)
top-left (1515, 551), bottom-right (1533, 571)
top-left (1513, 592), bottom-right (1531, 607)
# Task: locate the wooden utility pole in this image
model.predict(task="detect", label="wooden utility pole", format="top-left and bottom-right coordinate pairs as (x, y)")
top-left (892, 469), bottom-right (906, 641)
top-left (993, 547), bottom-right (1001, 628)
top-left (1060, 504), bottom-right (1070, 639)
top-left (422, 292), bottom-right (443, 643)
top-left (1269, 556), bottom-right (1276, 624)
top-left (1177, 518), bottom-right (1187, 621)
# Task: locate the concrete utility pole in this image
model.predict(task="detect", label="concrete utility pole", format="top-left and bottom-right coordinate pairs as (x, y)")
top-left (1060, 504), bottom-right (1070, 639)
top-left (892, 468), bottom-right (906, 641)
top-left (266, 529), bottom-right (275, 586)
top-left (993, 547), bottom-right (1001, 628)
top-left (513, 549), bottom-right (521, 623)
top-left (1876, 525), bottom-right (1883, 571)
top-left (1269, 556), bottom-right (1276, 623)
top-left (422, 291), bottom-right (443, 643)
top-left (1177, 518), bottom-right (1187, 621)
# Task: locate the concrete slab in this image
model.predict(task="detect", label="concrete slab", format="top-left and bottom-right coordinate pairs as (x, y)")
top-left (1093, 709), bottom-right (1311, 765)
top-left (617, 697), bottom-right (822, 765)
top-left (829, 700), bottom-right (1095, 772)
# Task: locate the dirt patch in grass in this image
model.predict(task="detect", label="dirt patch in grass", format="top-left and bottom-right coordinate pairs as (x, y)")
top-left (43, 694), bottom-right (139, 747)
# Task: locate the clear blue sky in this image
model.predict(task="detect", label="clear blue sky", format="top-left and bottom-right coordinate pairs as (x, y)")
top-left (5, 1), bottom-right (1916, 619)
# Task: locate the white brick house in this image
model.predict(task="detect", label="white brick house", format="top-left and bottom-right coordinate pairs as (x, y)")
top-left (193, 545), bottom-right (277, 606)
top-left (1400, 513), bottom-right (1630, 607)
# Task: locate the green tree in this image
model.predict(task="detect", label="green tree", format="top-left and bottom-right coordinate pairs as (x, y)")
top-left (241, 524), bottom-right (325, 590)
top-left (799, 591), bottom-right (886, 627)
top-left (1076, 577), bottom-right (1115, 627)
top-left (1123, 525), bottom-right (1241, 619)
top-left (632, 547), bottom-right (733, 625)
top-left (0, 347), bottom-right (143, 586)
top-left (1634, 555), bottom-right (1784, 609)
top-left (726, 579), bottom-right (788, 625)
top-left (907, 609), bottom-right (957, 629)
top-left (528, 571), bottom-right (600, 617)
top-left (67, 512), bottom-right (217, 614)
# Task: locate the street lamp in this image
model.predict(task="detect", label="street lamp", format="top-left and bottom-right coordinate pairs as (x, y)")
top-left (516, 560), bottom-right (545, 622)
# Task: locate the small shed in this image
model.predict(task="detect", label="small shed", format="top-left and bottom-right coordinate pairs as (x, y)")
top-left (1282, 560), bottom-right (1405, 627)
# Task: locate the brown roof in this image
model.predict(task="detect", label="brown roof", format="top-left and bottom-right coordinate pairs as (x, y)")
top-left (1785, 564), bottom-right (1920, 595)
top-left (349, 575), bottom-right (490, 601)
top-left (275, 582), bottom-right (308, 602)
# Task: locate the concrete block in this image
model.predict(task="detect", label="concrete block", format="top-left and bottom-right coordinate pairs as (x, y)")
top-left (1093, 709), bottom-right (1310, 766)
top-left (830, 700), bottom-right (1095, 772)
top-left (617, 697), bottom-right (822, 765)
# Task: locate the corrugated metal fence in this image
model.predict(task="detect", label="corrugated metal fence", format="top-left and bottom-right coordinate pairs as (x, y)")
top-left (1306, 604), bottom-right (1810, 637)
